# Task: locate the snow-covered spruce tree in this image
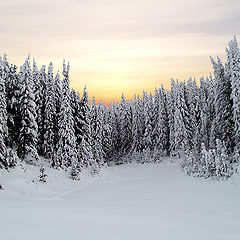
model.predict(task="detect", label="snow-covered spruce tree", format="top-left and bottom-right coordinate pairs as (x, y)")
top-left (17, 56), bottom-right (39, 164)
top-left (142, 93), bottom-right (154, 162)
top-left (36, 65), bottom-right (47, 155)
top-left (0, 56), bottom-right (8, 168)
top-left (77, 86), bottom-right (95, 169)
top-left (90, 98), bottom-right (105, 167)
top-left (226, 36), bottom-right (240, 159)
top-left (131, 95), bottom-right (144, 158)
top-left (110, 101), bottom-right (122, 163)
top-left (186, 78), bottom-right (201, 155)
top-left (199, 77), bottom-right (214, 149)
top-left (101, 103), bottom-right (113, 162)
top-left (151, 89), bottom-right (161, 159)
top-left (174, 81), bottom-right (193, 163)
top-left (55, 61), bottom-right (77, 170)
top-left (43, 62), bottom-right (56, 160)
top-left (32, 60), bottom-right (44, 154)
top-left (70, 89), bottom-right (83, 158)
top-left (168, 79), bottom-right (177, 157)
top-left (156, 85), bottom-right (170, 157)
top-left (2, 54), bottom-right (16, 147)
top-left (210, 57), bottom-right (234, 153)
top-left (53, 71), bottom-right (63, 160)
top-left (119, 93), bottom-right (133, 160)
top-left (5, 64), bottom-right (20, 147)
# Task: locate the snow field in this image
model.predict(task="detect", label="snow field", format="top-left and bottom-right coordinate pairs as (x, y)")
top-left (1, 160), bottom-right (240, 240)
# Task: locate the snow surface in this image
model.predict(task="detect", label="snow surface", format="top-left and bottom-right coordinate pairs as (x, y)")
top-left (1, 159), bottom-right (240, 240)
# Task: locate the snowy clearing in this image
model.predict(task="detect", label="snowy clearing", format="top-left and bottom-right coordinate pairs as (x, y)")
top-left (1, 160), bottom-right (240, 240)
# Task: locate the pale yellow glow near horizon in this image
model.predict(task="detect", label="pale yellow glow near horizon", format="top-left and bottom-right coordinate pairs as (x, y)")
top-left (5, 35), bottom-right (229, 105)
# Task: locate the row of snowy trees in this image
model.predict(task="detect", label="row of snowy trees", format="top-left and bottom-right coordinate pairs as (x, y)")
top-left (0, 55), bottom-right (107, 179)
top-left (0, 37), bottom-right (239, 179)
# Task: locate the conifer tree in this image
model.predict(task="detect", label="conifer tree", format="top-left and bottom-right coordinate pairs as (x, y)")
top-left (226, 36), bottom-right (240, 157)
top-left (199, 77), bottom-right (212, 149)
top-left (0, 56), bottom-right (8, 168)
top-left (32, 60), bottom-right (43, 153)
top-left (77, 86), bottom-right (94, 168)
top-left (174, 81), bottom-right (192, 158)
top-left (102, 104), bottom-right (113, 161)
top-left (119, 94), bottom-right (133, 156)
top-left (110, 102), bottom-right (122, 162)
top-left (157, 86), bottom-right (170, 155)
top-left (168, 79), bottom-right (177, 156)
top-left (210, 57), bottom-right (234, 152)
top-left (90, 98), bottom-right (105, 167)
top-left (55, 61), bottom-right (77, 168)
top-left (5, 64), bottom-right (19, 146)
top-left (18, 56), bottom-right (39, 164)
top-left (131, 95), bottom-right (144, 154)
top-left (37, 65), bottom-right (47, 155)
top-left (142, 93), bottom-right (153, 161)
top-left (70, 89), bottom-right (82, 147)
top-left (53, 71), bottom-right (63, 158)
top-left (186, 78), bottom-right (201, 153)
top-left (43, 62), bottom-right (56, 160)
top-left (151, 89), bottom-right (160, 150)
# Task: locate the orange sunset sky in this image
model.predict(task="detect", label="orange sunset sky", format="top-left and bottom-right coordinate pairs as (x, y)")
top-left (1, 0), bottom-right (239, 105)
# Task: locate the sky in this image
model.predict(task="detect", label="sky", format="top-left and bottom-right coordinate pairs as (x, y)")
top-left (0, 0), bottom-right (240, 105)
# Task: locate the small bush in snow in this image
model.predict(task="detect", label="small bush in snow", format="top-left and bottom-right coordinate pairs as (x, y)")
top-left (39, 166), bottom-right (47, 183)
top-left (6, 148), bottom-right (19, 168)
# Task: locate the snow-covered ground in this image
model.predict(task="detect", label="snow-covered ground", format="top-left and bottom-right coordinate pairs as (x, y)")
top-left (1, 159), bottom-right (240, 240)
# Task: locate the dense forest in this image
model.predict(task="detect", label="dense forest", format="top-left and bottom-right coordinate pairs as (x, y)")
top-left (0, 37), bottom-right (239, 180)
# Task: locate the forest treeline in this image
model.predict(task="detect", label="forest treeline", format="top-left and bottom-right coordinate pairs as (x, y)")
top-left (0, 37), bottom-right (239, 180)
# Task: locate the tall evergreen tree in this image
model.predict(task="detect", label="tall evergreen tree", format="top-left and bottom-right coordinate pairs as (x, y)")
top-left (77, 86), bottom-right (94, 168)
top-left (119, 94), bottom-right (133, 156)
top-left (90, 98), bottom-right (105, 167)
top-left (43, 62), bottom-right (56, 160)
top-left (168, 79), bottom-right (177, 156)
top-left (226, 36), bottom-right (240, 157)
top-left (37, 65), bottom-right (47, 155)
top-left (18, 56), bottom-right (39, 164)
top-left (102, 104), bottom-right (113, 161)
top-left (157, 86), bottom-right (170, 155)
top-left (131, 95), bottom-right (144, 153)
top-left (174, 81), bottom-right (192, 159)
top-left (55, 61), bottom-right (77, 168)
top-left (0, 56), bottom-right (8, 168)
top-left (5, 64), bottom-right (19, 146)
top-left (210, 57), bottom-right (234, 152)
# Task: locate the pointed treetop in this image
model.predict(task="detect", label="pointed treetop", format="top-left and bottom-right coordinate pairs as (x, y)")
top-left (33, 58), bottom-right (38, 72)
top-left (48, 62), bottom-right (53, 73)
top-left (121, 93), bottom-right (125, 102)
top-left (92, 96), bottom-right (96, 105)
top-left (67, 61), bottom-right (70, 72)
top-left (55, 70), bottom-right (60, 79)
top-left (62, 59), bottom-right (66, 75)
top-left (3, 53), bottom-right (7, 63)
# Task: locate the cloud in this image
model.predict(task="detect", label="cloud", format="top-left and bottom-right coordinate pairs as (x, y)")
top-left (0, 0), bottom-right (239, 40)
